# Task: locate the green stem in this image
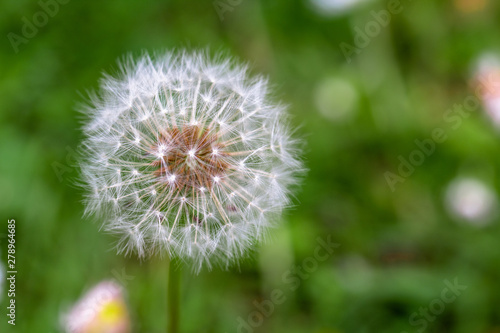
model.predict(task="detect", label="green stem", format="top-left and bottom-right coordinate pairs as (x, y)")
top-left (167, 256), bottom-right (181, 333)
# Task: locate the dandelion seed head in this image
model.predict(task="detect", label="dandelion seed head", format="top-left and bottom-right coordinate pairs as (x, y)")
top-left (80, 51), bottom-right (303, 272)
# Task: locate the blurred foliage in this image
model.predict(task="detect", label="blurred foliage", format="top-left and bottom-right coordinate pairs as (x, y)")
top-left (2, 0), bottom-right (500, 332)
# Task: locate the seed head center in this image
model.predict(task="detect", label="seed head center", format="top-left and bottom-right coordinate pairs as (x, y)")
top-left (152, 125), bottom-right (227, 190)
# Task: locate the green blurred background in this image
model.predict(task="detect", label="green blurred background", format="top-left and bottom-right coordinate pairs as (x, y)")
top-left (2, 0), bottom-right (500, 332)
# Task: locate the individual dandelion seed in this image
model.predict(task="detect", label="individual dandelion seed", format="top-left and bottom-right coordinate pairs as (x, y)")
top-left (80, 51), bottom-right (303, 272)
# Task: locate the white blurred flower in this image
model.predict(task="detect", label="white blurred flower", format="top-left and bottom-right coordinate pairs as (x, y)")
top-left (62, 281), bottom-right (130, 333)
top-left (314, 77), bottom-right (358, 122)
top-left (309, 0), bottom-right (372, 16)
top-left (445, 178), bottom-right (498, 226)
top-left (473, 53), bottom-right (500, 128)
top-left (80, 51), bottom-right (303, 271)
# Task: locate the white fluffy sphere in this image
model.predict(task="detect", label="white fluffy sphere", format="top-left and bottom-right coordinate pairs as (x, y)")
top-left (80, 51), bottom-right (302, 271)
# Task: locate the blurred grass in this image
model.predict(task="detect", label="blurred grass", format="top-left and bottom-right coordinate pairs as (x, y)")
top-left (2, 0), bottom-right (500, 332)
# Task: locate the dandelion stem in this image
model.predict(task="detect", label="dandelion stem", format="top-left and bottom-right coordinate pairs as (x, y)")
top-left (167, 255), bottom-right (181, 333)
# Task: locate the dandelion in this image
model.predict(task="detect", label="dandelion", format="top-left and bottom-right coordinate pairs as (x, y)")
top-left (80, 51), bottom-right (302, 271)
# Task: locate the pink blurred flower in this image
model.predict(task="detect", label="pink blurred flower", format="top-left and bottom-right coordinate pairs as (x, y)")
top-left (473, 54), bottom-right (500, 128)
top-left (62, 281), bottom-right (131, 333)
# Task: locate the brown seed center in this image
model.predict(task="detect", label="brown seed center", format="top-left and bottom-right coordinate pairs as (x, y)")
top-left (151, 125), bottom-right (228, 191)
